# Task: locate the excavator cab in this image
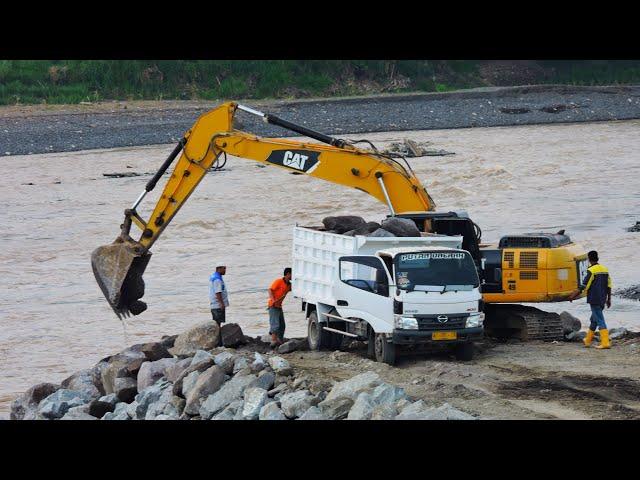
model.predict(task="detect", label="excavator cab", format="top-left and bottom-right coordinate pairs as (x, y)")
top-left (396, 212), bottom-right (587, 340)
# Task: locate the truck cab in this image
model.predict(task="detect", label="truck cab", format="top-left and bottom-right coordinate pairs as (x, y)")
top-left (332, 247), bottom-right (483, 363)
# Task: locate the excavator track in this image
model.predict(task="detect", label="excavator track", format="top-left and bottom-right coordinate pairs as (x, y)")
top-left (484, 304), bottom-right (564, 341)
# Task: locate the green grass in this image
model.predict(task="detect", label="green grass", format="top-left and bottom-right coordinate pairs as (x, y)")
top-left (0, 60), bottom-right (638, 106)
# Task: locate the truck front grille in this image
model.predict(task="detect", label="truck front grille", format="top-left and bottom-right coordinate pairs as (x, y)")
top-left (415, 315), bottom-right (468, 331)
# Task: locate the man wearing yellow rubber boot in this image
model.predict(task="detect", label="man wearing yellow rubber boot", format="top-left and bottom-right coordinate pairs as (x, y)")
top-left (568, 250), bottom-right (612, 349)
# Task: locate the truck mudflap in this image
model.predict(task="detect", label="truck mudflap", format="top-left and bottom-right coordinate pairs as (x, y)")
top-left (392, 327), bottom-right (483, 345)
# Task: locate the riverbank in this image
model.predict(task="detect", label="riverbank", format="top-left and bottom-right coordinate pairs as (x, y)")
top-left (10, 321), bottom-right (640, 420)
top-left (2, 84), bottom-right (639, 156)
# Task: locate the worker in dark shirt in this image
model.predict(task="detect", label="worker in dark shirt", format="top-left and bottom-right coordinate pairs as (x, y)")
top-left (568, 250), bottom-right (612, 349)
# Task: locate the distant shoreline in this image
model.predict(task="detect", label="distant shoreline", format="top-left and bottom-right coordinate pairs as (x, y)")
top-left (2, 84), bottom-right (639, 157)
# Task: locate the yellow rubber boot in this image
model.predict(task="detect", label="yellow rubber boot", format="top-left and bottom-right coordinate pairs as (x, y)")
top-left (596, 329), bottom-right (610, 349)
top-left (583, 329), bottom-right (595, 347)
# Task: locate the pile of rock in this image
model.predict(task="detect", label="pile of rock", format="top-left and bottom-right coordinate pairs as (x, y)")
top-left (11, 321), bottom-right (477, 421)
top-left (322, 215), bottom-right (421, 238)
top-left (615, 285), bottom-right (640, 301)
top-left (382, 139), bottom-right (455, 158)
top-left (626, 221), bottom-right (640, 233)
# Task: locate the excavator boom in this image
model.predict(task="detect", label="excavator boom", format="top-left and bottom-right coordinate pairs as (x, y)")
top-left (92, 101), bottom-right (435, 317)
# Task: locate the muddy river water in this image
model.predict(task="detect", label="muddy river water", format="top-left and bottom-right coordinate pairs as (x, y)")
top-left (2, 120), bottom-right (639, 416)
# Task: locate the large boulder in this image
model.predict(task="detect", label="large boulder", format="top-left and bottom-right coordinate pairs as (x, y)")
top-left (172, 357), bottom-right (215, 397)
top-left (160, 335), bottom-right (178, 349)
top-left (322, 216), bottom-right (366, 234)
top-left (381, 217), bottom-right (421, 237)
top-left (249, 371), bottom-right (276, 391)
top-left (144, 385), bottom-right (178, 420)
top-left (181, 371), bottom-right (201, 398)
top-left (137, 358), bottom-right (178, 392)
top-left (560, 311), bottom-right (582, 334)
top-left (259, 402), bottom-right (287, 420)
top-left (113, 377), bottom-right (138, 403)
top-left (298, 406), bottom-right (328, 420)
top-left (165, 358), bottom-right (193, 383)
top-left (370, 383), bottom-right (407, 406)
top-left (343, 222), bottom-right (382, 236)
top-left (214, 351), bottom-right (236, 375)
top-left (199, 374), bottom-right (257, 419)
top-left (102, 402), bottom-right (131, 420)
top-left (277, 338), bottom-right (308, 354)
top-left (371, 404), bottom-right (397, 420)
top-left (60, 408), bottom-right (98, 420)
top-left (190, 350), bottom-right (213, 367)
top-left (37, 389), bottom-right (93, 419)
top-left (347, 392), bottom-right (375, 420)
top-left (233, 357), bottom-right (250, 374)
top-left (129, 342), bottom-right (172, 362)
top-left (61, 368), bottom-right (105, 400)
top-left (268, 356), bottom-right (293, 376)
top-left (87, 396), bottom-right (118, 418)
top-left (241, 388), bottom-right (269, 420)
top-left (317, 397), bottom-right (353, 420)
top-left (100, 349), bottom-right (147, 399)
top-left (396, 402), bottom-right (476, 420)
top-left (169, 321), bottom-right (221, 357)
top-left (280, 390), bottom-right (315, 419)
top-left (212, 399), bottom-right (244, 420)
top-left (11, 382), bottom-right (60, 420)
top-left (366, 228), bottom-right (395, 237)
top-left (250, 353), bottom-right (266, 373)
top-left (132, 380), bottom-right (173, 420)
top-left (184, 366), bottom-right (227, 415)
top-left (324, 371), bottom-right (382, 403)
top-left (221, 323), bottom-right (245, 348)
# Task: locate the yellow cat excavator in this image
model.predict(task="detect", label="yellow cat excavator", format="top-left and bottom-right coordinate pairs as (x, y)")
top-left (91, 101), bottom-right (587, 340)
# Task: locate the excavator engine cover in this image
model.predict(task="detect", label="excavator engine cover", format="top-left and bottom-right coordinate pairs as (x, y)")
top-left (91, 237), bottom-right (151, 318)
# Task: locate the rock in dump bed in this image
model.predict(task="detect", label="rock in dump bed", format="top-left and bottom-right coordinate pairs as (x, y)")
top-left (321, 216), bottom-right (421, 237)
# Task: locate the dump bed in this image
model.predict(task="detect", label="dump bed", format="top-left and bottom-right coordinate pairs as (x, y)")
top-left (291, 226), bottom-right (463, 305)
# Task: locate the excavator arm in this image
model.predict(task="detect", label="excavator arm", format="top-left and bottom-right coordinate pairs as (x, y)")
top-left (91, 101), bottom-right (435, 318)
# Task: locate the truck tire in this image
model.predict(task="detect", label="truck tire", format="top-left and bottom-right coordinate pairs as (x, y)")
top-left (307, 310), bottom-right (332, 351)
top-left (374, 333), bottom-right (396, 365)
top-left (454, 342), bottom-right (474, 361)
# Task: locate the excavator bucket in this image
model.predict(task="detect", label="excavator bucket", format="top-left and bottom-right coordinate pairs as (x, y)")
top-left (91, 236), bottom-right (151, 319)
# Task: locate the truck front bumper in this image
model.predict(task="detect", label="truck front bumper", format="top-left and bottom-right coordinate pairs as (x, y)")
top-left (392, 327), bottom-right (483, 345)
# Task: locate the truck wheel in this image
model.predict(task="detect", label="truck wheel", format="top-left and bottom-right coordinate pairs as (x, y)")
top-left (374, 333), bottom-right (396, 365)
top-left (367, 328), bottom-right (375, 359)
top-left (454, 342), bottom-right (474, 361)
top-left (307, 310), bottom-right (332, 351)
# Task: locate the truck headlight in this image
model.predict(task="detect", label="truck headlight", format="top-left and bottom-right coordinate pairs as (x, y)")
top-left (465, 312), bottom-right (485, 328)
top-left (394, 315), bottom-right (418, 330)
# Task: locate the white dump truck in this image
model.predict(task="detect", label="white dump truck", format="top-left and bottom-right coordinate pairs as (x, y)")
top-left (291, 225), bottom-right (484, 364)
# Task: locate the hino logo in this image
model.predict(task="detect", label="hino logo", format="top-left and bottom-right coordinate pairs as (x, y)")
top-left (437, 315), bottom-right (449, 323)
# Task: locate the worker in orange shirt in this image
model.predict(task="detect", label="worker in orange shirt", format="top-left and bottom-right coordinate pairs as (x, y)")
top-left (268, 267), bottom-right (292, 348)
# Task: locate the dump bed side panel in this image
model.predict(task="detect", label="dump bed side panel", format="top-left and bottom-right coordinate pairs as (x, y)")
top-left (291, 226), bottom-right (463, 305)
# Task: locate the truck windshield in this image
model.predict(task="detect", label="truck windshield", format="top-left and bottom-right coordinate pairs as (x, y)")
top-left (394, 251), bottom-right (479, 291)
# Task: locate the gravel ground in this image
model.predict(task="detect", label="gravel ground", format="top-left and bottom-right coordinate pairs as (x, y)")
top-left (1, 84), bottom-right (639, 156)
